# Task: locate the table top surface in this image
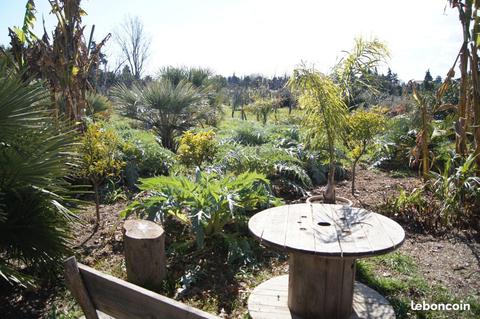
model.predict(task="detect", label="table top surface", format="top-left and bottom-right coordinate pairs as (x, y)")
top-left (248, 203), bottom-right (405, 257)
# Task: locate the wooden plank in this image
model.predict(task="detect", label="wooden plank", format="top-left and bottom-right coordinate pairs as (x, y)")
top-left (248, 208), bottom-right (271, 239)
top-left (329, 206), bottom-right (373, 256)
top-left (358, 210), bottom-right (404, 255)
top-left (311, 204), bottom-right (343, 255)
top-left (64, 257), bottom-right (99, 319)
top-left (249, 309), bottom-right (295, 319)
top-left (249, 204), bottom-right (404, 257)
top-left (372, 213), bottom-right (405, 250)
top-left (248, 275), bottom-right (303, 319)
top-left (284, 204), bottom-right (315, 253)
top-left (77, 263), bottom-right (219, 319)
top-left (322, 258), bottom-right (342, 318)
top-left (260, 205), bottom-right (289, 249)
top-left (327, 206), bottom-right (405, 257)
top-left (80, 312), bottom-right (114, 319)
top-left (337, 259), bottom-right (356, 319)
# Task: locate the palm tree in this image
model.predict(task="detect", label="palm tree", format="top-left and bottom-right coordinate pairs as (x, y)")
top-left (0, 61), bottom-right (79, 286)
top-left (288, 67), bottom-right (347, 203)
top-left (113, 79), bottom-right (202, 151)
top-left (288, 38), bottom-right (389, 203)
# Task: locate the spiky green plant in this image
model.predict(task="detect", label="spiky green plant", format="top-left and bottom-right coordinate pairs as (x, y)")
top-left (112, 79), bottom-right (201, 151)
top-left (85, 91), bottom-right (111, 117)
top-left (158, 66), bottom-right (212, 87)
top-left (110, 83), bottom-right (143, 118)
top-left (430, 153), bottom-right (480, 226)
top-left (0, 62), bottom-right (79, 287)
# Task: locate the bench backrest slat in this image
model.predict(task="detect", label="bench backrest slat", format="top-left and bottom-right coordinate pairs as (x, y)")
top-left (65, 257), bottom-right (219, 319)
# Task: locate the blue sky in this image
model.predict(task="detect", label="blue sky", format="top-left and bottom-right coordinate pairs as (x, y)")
top-left (0, 0), bottom-right (462, 81)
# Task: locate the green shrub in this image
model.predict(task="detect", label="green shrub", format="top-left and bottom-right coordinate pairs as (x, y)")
top-left (429, 153), bottom-right (480, 228)
top-left (266, 125), bottom-right (301, 146)
top-left (380, 187), bottom-right (446, 232)
top-left (372, 115), bottom-right (416, 170)
top-left (111, 123), bottom-right (175, 185)
top-left (212, 144), bottom-right (312, 196)
top-left (219, 120), bottom-right (301, 147)
top-left (225, 123), bottom-right (268, 146)
top-left (177, 130), bottom-right (218, 168)
top-left (380, 153), bottom-right (480, 232)
top-left (112, 79), bottom-right (202, 151)
top-left (245, 97), bottom-right (279, 125)
top-left (121, 171), bottom-right (281, 249)
top-left (343, 109), bottom-right (386, 194)
top-left (122, 136), bottom-right (175, 176)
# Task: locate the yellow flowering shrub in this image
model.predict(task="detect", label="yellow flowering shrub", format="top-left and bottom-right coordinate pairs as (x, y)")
top-left (177, 130), bottom-right (218, 168)
top-left (79, 123), bottom-right (124, 185)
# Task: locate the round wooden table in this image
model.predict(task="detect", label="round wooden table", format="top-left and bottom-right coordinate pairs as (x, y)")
top-left (247, 203), bottom-right (405, 319)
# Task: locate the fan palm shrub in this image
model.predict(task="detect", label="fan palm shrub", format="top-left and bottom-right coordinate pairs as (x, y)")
top-left (110, 83), bottom-right (143, 118)
top-left (158, 66), bottom-right (212, 88)
top-left (0, 63), bottom-right (79, 287)
top-left (85, 91), bottom-right (112, 117)
top-left (157, 66), bottom-right (224, 126)
top-left (112, 79), bottom-right (202, 151)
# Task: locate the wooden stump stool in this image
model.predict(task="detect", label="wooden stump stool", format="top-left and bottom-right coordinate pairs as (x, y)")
top-left (123, 220), bottom-right (166, 289)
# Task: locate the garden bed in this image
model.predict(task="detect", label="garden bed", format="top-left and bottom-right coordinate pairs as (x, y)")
top-left (0, 168), bottom-right (478, 319)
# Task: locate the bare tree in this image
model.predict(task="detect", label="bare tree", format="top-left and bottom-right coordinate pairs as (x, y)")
top-left (115, 16), bottom-right (150, 80)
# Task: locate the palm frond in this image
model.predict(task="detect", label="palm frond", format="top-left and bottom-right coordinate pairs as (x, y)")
top-left (0, 64), bottom-right (80, 286)
top-left (0, 63), bottom-right (49, 140)
top-left (333, 38), bottom-right (390, 103)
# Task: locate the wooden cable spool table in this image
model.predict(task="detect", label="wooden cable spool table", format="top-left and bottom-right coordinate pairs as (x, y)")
top-left (247, 203), bottom-right (405, 319)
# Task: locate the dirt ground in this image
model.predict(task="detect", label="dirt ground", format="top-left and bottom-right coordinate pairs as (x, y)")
top-left (1, 167), bottom-right (479, 318)
top-left (328, 166), bottom-right (480, 300)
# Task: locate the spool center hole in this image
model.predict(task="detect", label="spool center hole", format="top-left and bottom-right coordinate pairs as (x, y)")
top-left (317, 221), bottom-right (331, 226)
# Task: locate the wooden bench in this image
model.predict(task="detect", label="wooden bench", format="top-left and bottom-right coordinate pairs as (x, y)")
top-left (64, 256), bottom-right (220, 319)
